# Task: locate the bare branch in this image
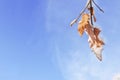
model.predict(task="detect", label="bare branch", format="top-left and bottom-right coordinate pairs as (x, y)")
top-left (92, 0), bottom-right (104, 13)
top-left (70, 0), bottom-right (91, 26)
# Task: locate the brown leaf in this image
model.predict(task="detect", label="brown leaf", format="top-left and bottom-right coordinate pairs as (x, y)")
top-left (93, 27), bottom-right (105, 47)
top-left (78, 14), bottom-right (90, 36)
top-left (94, 27), bottom-right (101, 36)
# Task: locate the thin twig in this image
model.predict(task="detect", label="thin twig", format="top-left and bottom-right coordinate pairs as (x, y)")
top-left (90, 0), bottom-right (93, 25)
top-left (76, 0), bottom-right (90, 21)
top-left (70, 0), bottom-right (90, 26)
top-left (92, 0), bottom-right (104, 13)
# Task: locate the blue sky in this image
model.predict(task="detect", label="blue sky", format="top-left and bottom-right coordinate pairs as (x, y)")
top-left (0, 0), bottom-right (120, 80)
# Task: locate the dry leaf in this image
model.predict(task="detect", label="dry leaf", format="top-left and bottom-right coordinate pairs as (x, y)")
top-left (94, 27), bottom-right (105, 47)
top-left (87, 27), bottom-right (104, 61)
top-left (70, 0), bottom-right (105, 61)
top-left (78, 14), bottom-right (90, 36)
top-left (83, 23), bottom-right (104, 61)
top-left (76, 12), bottom-right (104, 61)
top-left (91, 45), bottom-right (103, 61)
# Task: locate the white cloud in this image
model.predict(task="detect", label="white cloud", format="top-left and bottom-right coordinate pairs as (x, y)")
top-left (55, 45), bottom-right (116, 80)
top-left (113, 73), bottom-right (120, 80)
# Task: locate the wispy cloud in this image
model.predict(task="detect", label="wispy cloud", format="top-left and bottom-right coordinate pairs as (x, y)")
top-left (113, 73), bottom-right (120, 80)
top-left (47, 0), bottom-right (120, 80)
top-left (55, 47), bottom-right (87, 80)
top-left (55, 44), bottom-right (116, 80)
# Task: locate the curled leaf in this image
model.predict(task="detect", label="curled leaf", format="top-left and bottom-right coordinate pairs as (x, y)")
top-left (78, 13), bottom-right (90, 36)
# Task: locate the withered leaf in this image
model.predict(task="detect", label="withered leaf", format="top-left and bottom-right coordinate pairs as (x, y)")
top-left (78, 13), bottom-right (90, 36)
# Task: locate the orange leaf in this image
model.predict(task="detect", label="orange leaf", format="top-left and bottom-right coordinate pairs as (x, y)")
top-left (78, 13), bottom-right (90, 36)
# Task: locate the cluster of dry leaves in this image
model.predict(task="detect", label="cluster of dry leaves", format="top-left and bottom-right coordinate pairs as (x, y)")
top-left (70, 0), bottom-right (105, 61)
top-left (78, 13), bottom-right (104, 61)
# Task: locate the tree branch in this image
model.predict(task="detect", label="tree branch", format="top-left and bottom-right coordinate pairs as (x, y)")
top-left (92, 0), bottom-right (104, 13)
top-left (70, 0), bottom-right (91, 26)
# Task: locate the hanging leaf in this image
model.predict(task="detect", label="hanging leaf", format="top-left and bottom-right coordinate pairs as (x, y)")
top-left (70, 0), bottom-right (105, 61)
top-left (78, 13), bottom-right (90, 36)
top-left (94, 27), bottom-right (105, 47)
top-left (85, 23), bottom-right (96, 48)
top-left (91, 45), bottom-right (103, 61)
top-left (87, 27), bottom-right (104, 61)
